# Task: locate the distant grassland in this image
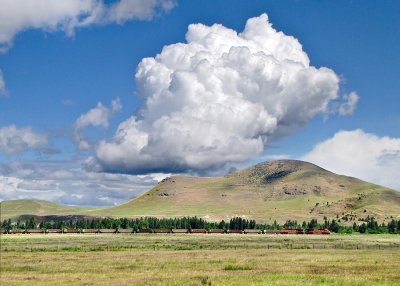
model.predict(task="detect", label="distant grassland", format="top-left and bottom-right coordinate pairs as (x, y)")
top-left (1, 234), bottom-right (400, 285)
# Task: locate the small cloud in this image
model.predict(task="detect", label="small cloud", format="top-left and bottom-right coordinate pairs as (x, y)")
top-left (75, 102), bottom-right (110, 130)
top-left (338, 92), bottom-right (359, 116)
top-left (73, 98), bottom-right (123, 150)
top-left (76, 139), bottom-right (91, 151)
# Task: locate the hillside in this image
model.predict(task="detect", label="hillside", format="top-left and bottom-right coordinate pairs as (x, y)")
top-left (1, 160), bottom-right (400, 223)
top-left (0, 200), bottom-right (98, 221)
top-left (101, 160), bottom-right (400, 224)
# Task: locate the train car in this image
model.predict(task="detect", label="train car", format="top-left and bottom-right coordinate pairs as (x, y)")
top-left (264, 230), bottom-right (280, 234)
top-left (208, 229), bottom-right (225, 234)
top-left (171, 229), bottom-right (189, 234)
top-left (228, 229), bottom-right (243, 234)
top-left (281, 229), bottom-right (304, 234)
top-left (9, 229), bottom-right (26, 234)
top-left (1, 229), bottom-right (8, 234)
top-left (82, 229), bottom-right (98, 234)
top-left (190, 229), bottom-right (207, 234)
top-left (63, 229), bottom-right (80, 234)
top-left (152, 228), bottom-right (172, 234)
top-left (46, 229), bottom-right (62, 234)
top-left (306, 229), bottom-right (331, 235)
top-left (98, 229), bottom-right (117, 234)
top-left (138, 228), bottom-right (153, 234)
top-left (26, 229), bottom-right (45, 234)
top-left (319, 229), bottom-right (331, 235)
top-left (117, 228), bottom-right (134, 234)
top-left (244, 229), bottom-right (262, 234)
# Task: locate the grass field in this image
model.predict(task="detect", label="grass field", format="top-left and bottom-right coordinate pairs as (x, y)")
top-left (1, 234), bottom-right (400, 285)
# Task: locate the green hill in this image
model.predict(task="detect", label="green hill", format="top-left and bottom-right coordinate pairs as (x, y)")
top-left (0, 200), bottom-right (98, 221)
top-left (1, 161), bottom-right (399, 224)
top-left (100, 160), bottom-right (400, 224)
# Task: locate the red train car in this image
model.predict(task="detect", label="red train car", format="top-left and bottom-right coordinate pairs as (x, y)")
top-left (152, 228), bottom-right (172, 234)
top-left (208, 229), bottom-right (225, 234)
top-left (281, 229), bottom-right (304, 234)
top-left (228, 229), bottom-right (242, 234)
top-left (138, 228), bottom-right (153, 233)
top-left (306, 229), bottom-right (331, 235)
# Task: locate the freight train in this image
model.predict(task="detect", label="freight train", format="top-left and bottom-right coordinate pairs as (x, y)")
top-left (1, 228), bottom-right (330, 235)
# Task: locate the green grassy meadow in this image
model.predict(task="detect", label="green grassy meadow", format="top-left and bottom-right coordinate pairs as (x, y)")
top-left (0, 200), bottom-right (100, 220)
top-left (1, 234), bottom-right (399, 285)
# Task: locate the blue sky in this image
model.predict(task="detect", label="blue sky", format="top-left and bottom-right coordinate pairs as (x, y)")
top-left (0, 0), bottom-right (399, 206)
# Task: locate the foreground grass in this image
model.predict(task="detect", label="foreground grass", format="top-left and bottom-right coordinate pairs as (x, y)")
top-left (1, 234), bottom-right (400, 285)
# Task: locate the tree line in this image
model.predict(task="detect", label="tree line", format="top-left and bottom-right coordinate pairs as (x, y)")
top-left (2, 215), bottom-right (400, 234)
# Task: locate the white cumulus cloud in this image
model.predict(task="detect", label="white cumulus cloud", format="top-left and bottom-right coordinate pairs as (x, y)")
top-left (74, 99), bottom-right (121, 150)
top-left (0, 0), bottom-right (176, 52)
top-left (76, 102), bottom-right (111, 130)
top-left (0, 125), bottom-right (48, 155)
top-left (302, 129), bottom-right (400, 191)
top-left (88, 14), bottom-right (345, 174)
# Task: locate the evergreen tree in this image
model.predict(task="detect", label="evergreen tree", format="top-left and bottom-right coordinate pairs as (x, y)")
top-left (329, 220), bottom-right (340, 233)
top-left (307, 219), bottom-right (318, 229)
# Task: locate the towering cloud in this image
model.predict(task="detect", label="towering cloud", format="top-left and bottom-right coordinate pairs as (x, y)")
top-left (88, 14), bottom-right (347, 174)
top-left (302, 129), bottom-right (400, 191)
top-left (0, 0), bottom-right (176, 52)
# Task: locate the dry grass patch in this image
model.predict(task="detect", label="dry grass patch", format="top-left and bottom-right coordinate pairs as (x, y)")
top-left (1, 249), bottom-right (399, 285)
